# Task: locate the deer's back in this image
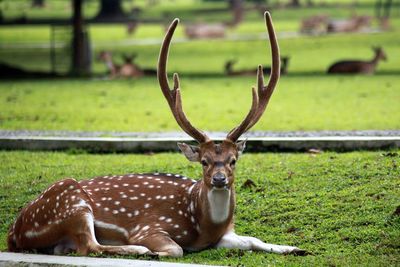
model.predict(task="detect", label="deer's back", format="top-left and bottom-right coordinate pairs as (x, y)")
top-left (327, 60), bottom-right (374, 74)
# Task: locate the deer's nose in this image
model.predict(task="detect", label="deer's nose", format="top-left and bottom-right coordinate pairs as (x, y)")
top-left (212, 172), bottom-right (227, 188)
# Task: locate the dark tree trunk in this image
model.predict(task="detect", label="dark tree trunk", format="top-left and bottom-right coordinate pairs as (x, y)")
top-left (96, 0), bottom-right (125, 18)
top-left (288, 0), bottom-right (301, 7)
top-left (376, 0), bottom-right (393, 18)
top-left (71, 0), bottom-right (91, 76)
top-left (32, 0), bottom-right (45, 8)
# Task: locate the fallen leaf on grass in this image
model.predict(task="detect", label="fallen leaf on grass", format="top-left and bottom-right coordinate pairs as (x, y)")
top-left (307, 148), bottom-right (323, 154)
top-left (381, 152), bottom-right (398, 157)
top-left (241, 179), bottom-right (257, 189)
top-left (393, 205), bottom-right (400, 216)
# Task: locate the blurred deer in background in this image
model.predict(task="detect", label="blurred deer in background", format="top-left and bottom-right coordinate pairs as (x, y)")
top-left (122, 54), bottom-right (157, 76)
top-left (98, 51), bottom-right (156, 78)
top-left (327, 47), bottom-right (387, 74)
top-left (8, 12), bottom-right (306, 257)
top-left (327, 15), bottom-right (372, 33)
top-left (184, 3), bottom-right (243, 39)
top-left (300, 15), bottom-right (329, 35)
top-left (225, 57), bottom-right (290, 76)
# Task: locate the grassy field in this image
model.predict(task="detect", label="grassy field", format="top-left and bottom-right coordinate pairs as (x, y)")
top-left (0, 150), bottom-right (399, 266)
top-left (0, 2), bottom-right (399, 266)
top-left (1, 75), bottom-right (399, 132)
top-left (0, 2), bottom-right (399, 132)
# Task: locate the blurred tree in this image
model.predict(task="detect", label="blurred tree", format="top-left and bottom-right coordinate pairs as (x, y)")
top-left (32, 0), bottom-right (45, 7)
top-left (72, 0), bottom-right (91, 76)
top-left (96, 0), bottom-right (125, 18)
top-left (288, 0), bottom-right (300, 7)
top-left (375, 0), bottom-right (393, 18)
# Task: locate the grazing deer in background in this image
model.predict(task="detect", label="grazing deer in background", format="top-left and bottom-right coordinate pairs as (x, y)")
top-left (225, 57), bottom-right (290, 76)
top-left (7, 12), bottom-right (306, 257)
top-left (327, 47), bottom-right (387, 74)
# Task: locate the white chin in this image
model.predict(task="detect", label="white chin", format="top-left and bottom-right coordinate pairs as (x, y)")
top-left (212, 185), bottom-right (229, 190)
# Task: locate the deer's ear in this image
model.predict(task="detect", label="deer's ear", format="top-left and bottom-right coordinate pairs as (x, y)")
top-left (236, 140), bottom-right (246, 156)
top-left (177, 143), bottom-right (200, 162)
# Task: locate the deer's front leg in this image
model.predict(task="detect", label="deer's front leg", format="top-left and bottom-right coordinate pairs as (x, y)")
top-left (215, 231), bottom-right (306, 255)
top-left (134, 233), bottom-right (183, 257)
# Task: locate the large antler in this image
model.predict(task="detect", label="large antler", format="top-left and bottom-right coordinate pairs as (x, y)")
top-left (158, 19), bottom-right (210, 144)
top-left (226, 11), bottom-right (280, 142)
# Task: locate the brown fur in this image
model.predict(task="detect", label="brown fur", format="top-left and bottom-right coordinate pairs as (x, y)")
top-left (327, 47), bottom-right (387, 74)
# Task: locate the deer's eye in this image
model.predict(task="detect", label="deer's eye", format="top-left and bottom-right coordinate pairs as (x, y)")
top-left (201, 159), bottom-right (208, 167)
top-left (230, 159), bottom-right (236, 167)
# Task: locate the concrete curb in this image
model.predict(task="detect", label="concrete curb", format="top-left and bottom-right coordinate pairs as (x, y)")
top-left (0, 252), bottom-right (221, 267)
top-left (0, 135), bottom-right (399, 152)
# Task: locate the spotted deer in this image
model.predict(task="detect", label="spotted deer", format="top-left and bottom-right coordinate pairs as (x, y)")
top-left (7, 12), bottom-right (306, 257)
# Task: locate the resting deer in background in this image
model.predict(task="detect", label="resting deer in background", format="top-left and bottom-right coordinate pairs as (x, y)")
top-left (300, 15), bottom-right (329, 35)
top-left (7, 12), bottom-right (306, 257)
top-left (327, 47), bottom-right (387, 74)
top-left (184, 4), bottom-right (243, 39)
top-left (98, 51), bottom-right (144, 78)
top-left (327, 15), bottom-right (372, 33)
top-left (225, 57), bottom-right (290, 76)
top-left (98, 51), bottom-right (156, 78)
top-left (122, 54), bottom-right (157, 76)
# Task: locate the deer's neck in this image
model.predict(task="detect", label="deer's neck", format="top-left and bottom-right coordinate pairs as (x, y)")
top-left (186, 181), bottom-right (235, 250)
top-left (206, 188), bottom-right (232, 223)
top-left (191, 181), bottom-right (235, 226)
top-left (371, 54), bottom-right (381, 66)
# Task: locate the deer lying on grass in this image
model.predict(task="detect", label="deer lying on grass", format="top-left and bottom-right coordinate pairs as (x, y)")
top-left (225, 57), bottom-right (290, 76)
top-left (327, 47), bottom-right (387, 74)
top-left (184, 5), bottom-right (243, 39)
top-left (184, 23), bottom-right (227, 39)
top-left (98, 51), bottom-right (156, 78)
top-left (98, 51), bottom-right (144, 78)
top-left (327, 15), bottom-right (371, 33)
top-left (122, 54), bottom-right (157, 76)
top-left (7, 12), bottom-right (306, 257)
top-left (300, 15), bottom-right (329, 35)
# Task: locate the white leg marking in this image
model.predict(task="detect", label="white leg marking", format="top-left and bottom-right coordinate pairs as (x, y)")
top-left (94, 220), bottom-right (129, 239)
top-left (215, 231), bottom-right (304, 254)
top-left (25, 226), bottom-right (50, 238)
top-left (91, 215), bottom-right (151, 255)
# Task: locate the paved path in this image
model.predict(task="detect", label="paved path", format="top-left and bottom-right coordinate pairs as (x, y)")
top-left (0, 252), bottom-right (221, 267)
top-left (1, 130), bottom-right (399, 152)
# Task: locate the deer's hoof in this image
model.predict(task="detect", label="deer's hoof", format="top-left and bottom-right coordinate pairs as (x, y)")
top-left (289, 248), bottom-right (311, 256)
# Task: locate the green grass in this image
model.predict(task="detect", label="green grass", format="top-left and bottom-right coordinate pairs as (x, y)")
top-left (0, 25), bottom-right (399, 132)
top-left (0, 75), bottom-right (399, 132)
top-left (0, 150), bottom-right (399, 266)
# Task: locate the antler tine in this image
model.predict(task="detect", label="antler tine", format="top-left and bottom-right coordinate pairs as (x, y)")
top-left (226, 11), bottom-right (280, 142)
top-left (158, 18), bottom-right (210, 144)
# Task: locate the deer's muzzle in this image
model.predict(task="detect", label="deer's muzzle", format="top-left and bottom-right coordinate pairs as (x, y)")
top-left (211, 172), bottom-right (228, 188)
